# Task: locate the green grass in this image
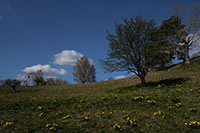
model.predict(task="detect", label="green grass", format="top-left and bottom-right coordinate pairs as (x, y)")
top-left (0, 57), bottom-right (200, 132)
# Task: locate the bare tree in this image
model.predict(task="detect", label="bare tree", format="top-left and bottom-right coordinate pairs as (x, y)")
top-left (26, 70), bottom-right (45, 86)
top-left (4, 79), bottom-right (21, 92)
top-left (73, 56), bottom-right (96, 83)
top-left (172, 1), bottom-right (200, 64)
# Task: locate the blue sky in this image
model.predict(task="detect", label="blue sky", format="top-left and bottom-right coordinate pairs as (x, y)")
top-left (0, 0), bottom-right (196, 83)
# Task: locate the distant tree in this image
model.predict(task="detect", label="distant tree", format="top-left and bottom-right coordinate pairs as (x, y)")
top-left (0, 80), bottom-right (4, 86)
top-left (172, 1), bottom-right (200, 64)
top-left (4, 79), bottom-right (21, 92)
top-left (108, 77), bottom-right (113, 80)
top-left (27, 70), bottom-right (45, 86)
top-left (46, 78), bottom-right (56, 85)
top-left (101, 16), bottom-right (173, 86)
top-left (73, 56), bottom-right (96, 83)
top-left (55, 78), bottom-right (68, 85)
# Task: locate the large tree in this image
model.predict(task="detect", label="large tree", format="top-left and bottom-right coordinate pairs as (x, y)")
top-left (101, 16), bottom-right (173, 86)
top-left (73, 56), bottom-right (96, 83)
top-left (172, 1), bottom-right (200, 64)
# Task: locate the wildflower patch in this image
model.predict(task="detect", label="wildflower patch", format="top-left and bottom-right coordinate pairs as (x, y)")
top-left (185, 121), bottom-right (200, 129)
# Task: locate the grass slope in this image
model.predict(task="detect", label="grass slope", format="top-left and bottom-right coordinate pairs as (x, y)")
top-left (0, 57), bottom-right (200, 132)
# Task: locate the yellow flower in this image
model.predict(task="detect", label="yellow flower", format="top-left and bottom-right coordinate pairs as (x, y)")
top-left (101, 97), bottom-right (105, 100)
top-left (189, 108), bottom-right (197, 112)
top-left (37, 106), bottom-right (43, 110)
top-left (80, 99), bottom-right (84, 103)
top-left (77, 104), bottom-right (82, 108)
top-left (113, 123), bottom-right (122, 130)
top-left (0, 120), bottom-right (3, 125)
top-left (145, 96), bottom-right (150, 100)
top-left (63, 115), bottom-right (72, 119)
top-left (101, 112), bottom-right (105, 115)
top-left (46, 124), bottom-right (51, 127)
top-left (39, 112), bottom-right (45, 117)
top-left (129, 120), bottom-right (133, 126)
top-left (84, 117), bottom-right (89, 120)
top-left (158, 110), bottom-right (161, 115)
top-left (156, 84), bottom-right (161, 88)
top-left (185, 123), bottom-right (188, 126)
top-left (53, 124), bottom-right (58, 127)
top-left (49, 126), bottom-right (55, 130)
top-left (109, 112), bottom-right (113, 115)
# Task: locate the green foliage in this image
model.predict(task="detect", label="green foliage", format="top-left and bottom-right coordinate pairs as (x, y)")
top-left (159, 16), bottom-right (186, 61)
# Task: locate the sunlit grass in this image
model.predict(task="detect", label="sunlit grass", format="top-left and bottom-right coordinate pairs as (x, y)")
top-left (0, 57), bottom-right (200, 132)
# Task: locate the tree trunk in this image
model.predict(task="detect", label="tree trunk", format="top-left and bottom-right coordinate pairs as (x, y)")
top-left (184, 45), bottom-right (190, 64)
top-left (12, 86), bottom-right (16, 93)
top-left (140, 76), bottom-right (146, 86)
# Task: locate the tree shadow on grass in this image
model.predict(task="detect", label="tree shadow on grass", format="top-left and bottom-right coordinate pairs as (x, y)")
top-left (139, 77), bottom-right (189, 87)
top-left (117, 77), bottom-right (189, 93)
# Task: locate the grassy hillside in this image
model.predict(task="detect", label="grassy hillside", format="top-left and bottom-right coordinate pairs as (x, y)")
top-left (0, 57), bottom-right (200, 132)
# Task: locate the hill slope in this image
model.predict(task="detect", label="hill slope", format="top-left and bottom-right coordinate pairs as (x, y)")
top-left (0, 57), bottom-right (200, 132)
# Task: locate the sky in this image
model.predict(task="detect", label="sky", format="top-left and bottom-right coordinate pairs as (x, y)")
top-left (0, 0), bottom-right (198, 83)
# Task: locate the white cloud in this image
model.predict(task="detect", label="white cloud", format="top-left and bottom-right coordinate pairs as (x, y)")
top-left (53, 50), bottom-right (93, 66)
top-left (53, 50), bottom-right (84, 66)
top-left (23, 64), bottom-right (67, 78)
top-left (16, 74), bottom-right (26, 81)
top-left (114, 75), bottom-right (127, 80)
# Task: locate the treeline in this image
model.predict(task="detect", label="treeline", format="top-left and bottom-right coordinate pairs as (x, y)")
top-left (0, 71), bottom-right (68, 87)
top-left (0, 71), bottom-right (68, 92)
top-left (0, 56), bottom-right (96, 92)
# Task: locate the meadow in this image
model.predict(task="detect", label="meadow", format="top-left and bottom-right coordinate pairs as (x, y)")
top-left (0, 57), bottom-right (200, 132)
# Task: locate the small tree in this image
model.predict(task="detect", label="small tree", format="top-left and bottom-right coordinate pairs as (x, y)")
top-left (101, 16), bottom-right (173, 86)
top-left (172, 1), bottom-right (200, 64)
top-left (27, 70), bottom-right (45, 86)
top-left (46, 78), bottom-right (56, 85)
top-left (4, 79), bottom-right (21, 92)
top-left (73, 56), bottom-right (96, 83)
top-left (55, 78), bottom-right (68, 85)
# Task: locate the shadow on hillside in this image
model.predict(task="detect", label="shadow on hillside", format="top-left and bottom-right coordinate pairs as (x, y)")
top-left (117, 77), bottom-right (189, 92)
top-left (137, 77), bottom-right (189, 87)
